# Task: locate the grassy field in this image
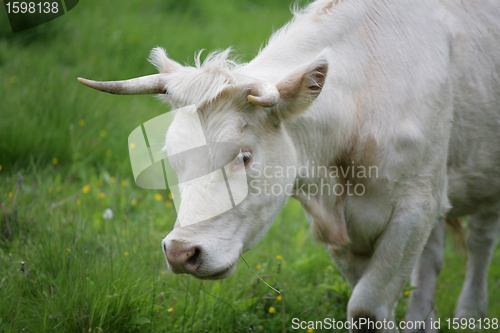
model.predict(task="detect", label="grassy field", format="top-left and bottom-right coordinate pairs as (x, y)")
top-left (1, 0), bottom-right (499, 332)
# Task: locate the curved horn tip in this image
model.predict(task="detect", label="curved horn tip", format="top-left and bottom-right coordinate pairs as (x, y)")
top-left (77, 77), bottom-right (112, 94)
top-left (247, 94), bottom-right (279, 107)
top-left (78, 77), bottom-right (90, 84)
top-left (247, 81), bottom-right (280, 107)
top-left (77, 77), bottom-right (100, 90)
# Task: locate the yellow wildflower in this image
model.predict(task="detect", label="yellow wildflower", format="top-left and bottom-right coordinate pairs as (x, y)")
top-left (48, 188), bottom-right (52, 194)
top-left (97, 192), bottom-right (106, 199)
top-left (168, 192), bottom-right (173, 199)
top-left (167, 308), bottom-right (173, 312)
top-left (256, 264), bottom-right (262, 270)
top-left (121, 180), bottom-right (128, 187)
top-left (155, 193), bottom-right (163, 201)
top-left (165, 201), bottom-right (172, 208)
top-left (78, 119), bottom-right (85, 126)
top-left (8, 192), bottom-right (13, 198)
top-left (276, 255), bottom-right (283, 260)
top-left (268, 307), bottom-right (276, 314)
top-left (66, 248), bottom-right (71, 255)
top-left (276, 296), bottom-right (282, 301)
top-left (124, 252), bottom-right (129, 257)
top-left (129, 142), bottom-right (136, 149)
top-left (52, 157), bottom-right (58, 165)
top-left (82, 185), bottom-right (91, 194)
top-left (0, 165), bottom-right (2, 171)
top-left (131, 199), bottom-right (137, 206)
top-left (404, 290), bottom-right (410, 296)
top-left (110, 177), bottom-right (116, 183)
top-left (307, 329), bottom-right (314, 333)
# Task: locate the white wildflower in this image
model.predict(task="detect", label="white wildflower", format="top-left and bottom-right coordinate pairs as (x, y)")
top-left (103, 208), bottom-right (113, 219)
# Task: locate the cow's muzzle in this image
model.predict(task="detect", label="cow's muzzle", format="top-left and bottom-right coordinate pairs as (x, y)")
top-left (162, 238), bottom-right (239, 280)
top-left (163, 240), bottom-right (201, 274)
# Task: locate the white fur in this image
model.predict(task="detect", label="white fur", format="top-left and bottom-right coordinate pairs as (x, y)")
top-left (154, 0), bottom-right (500, 331)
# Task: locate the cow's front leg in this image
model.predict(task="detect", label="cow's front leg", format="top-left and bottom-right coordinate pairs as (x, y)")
top-left (338, 203), bottom-right (436, 333)
top-left (405, 218), bottom-right (445, 333)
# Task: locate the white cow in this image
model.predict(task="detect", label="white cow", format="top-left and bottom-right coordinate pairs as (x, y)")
top-left (78, 0), bottom-right (500, 332)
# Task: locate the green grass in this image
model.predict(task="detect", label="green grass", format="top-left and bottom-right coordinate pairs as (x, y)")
top-left (0, 167), bottom-right (352, 332)
top-left (0, 0), bottom-right (295, 173)
top-left (1, 0), bottom-right (499, 332)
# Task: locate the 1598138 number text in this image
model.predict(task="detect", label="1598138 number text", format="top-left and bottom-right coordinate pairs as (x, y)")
top-left (5, 2), bottom-right (59, 14)
top-left (446, 317), bottom-right (498, 330)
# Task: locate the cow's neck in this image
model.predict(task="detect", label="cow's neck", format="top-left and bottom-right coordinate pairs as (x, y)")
top-left (284, 104), bottom-right (359, 249)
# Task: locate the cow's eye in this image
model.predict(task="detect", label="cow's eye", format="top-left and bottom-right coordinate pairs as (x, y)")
top-left (240, 150), bottom-right (252, 165)
top-left (229, 149), bottom-right (252, 173)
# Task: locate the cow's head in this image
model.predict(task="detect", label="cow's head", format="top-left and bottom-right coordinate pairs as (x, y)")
top-left (78, 47), bottom-right (327, 279)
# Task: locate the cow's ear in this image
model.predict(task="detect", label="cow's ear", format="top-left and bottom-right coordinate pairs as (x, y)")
top-left (274, 55), bottom-right (328, 121)
top-left (149, 47), bottom-right (183, 74)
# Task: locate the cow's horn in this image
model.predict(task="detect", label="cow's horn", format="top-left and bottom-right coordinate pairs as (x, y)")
top-left (77, 74), bottom-right (168, 95)
top-left (247, 82), bottom-right (280, 107)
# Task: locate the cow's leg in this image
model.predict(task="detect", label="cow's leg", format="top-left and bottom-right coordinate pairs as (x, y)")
top-left (331, 202), bottom-right (436, 333)
top-left (455, 211), bottom-right (500, 319)
top-left (404, 218), bottom-right (445, 333)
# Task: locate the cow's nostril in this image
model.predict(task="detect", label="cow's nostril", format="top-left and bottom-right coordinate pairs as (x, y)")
top-left (186, 247), bottom-right (201, 267)
top-left (164, 242), bottom-right (202, 274)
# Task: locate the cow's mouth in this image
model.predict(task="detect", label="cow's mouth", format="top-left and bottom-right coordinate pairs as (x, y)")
top-left (196, 263), bottom-right (237, 280)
